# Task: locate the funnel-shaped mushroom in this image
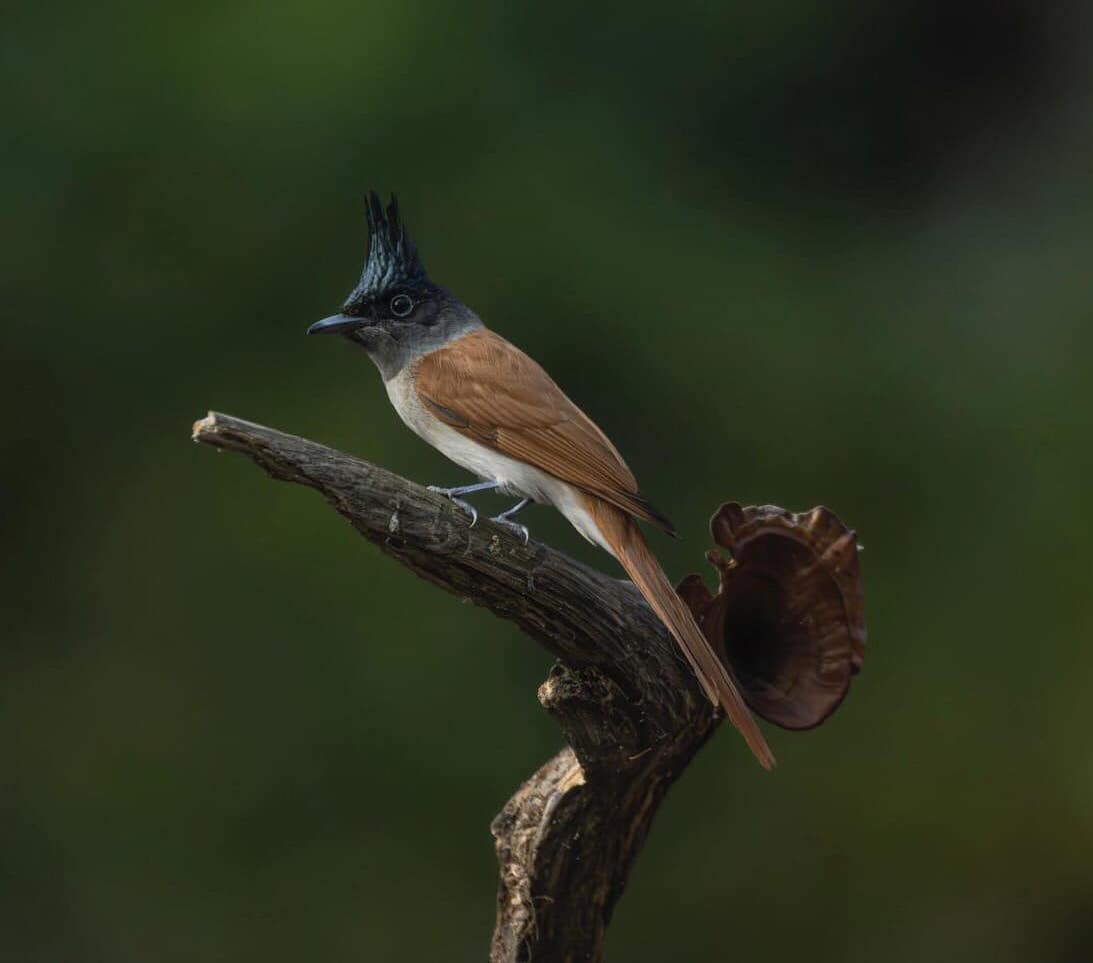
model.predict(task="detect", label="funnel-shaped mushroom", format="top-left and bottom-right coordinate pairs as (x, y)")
top-left (677, 503), bottom-right (866, 730)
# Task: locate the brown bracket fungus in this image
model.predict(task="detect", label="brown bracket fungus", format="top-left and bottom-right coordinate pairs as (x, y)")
top-left (677, 503), bottom-right (866, 731)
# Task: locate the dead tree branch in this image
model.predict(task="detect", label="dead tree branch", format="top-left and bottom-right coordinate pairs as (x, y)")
top-left (192, 411), bottom-right (723, 963)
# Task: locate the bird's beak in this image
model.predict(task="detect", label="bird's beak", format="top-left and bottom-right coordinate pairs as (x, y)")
top-left (306, 313), bottom-right (369, 336)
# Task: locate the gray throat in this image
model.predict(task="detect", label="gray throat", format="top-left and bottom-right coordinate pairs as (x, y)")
top-left (357, 308), bottom-right (484, 381)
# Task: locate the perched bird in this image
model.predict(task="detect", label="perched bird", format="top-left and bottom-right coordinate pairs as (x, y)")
top-left (308, 193), bottom-right (774, 769)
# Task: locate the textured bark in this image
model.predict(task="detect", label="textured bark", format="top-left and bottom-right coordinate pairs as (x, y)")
top-left (192, 411), bottom-right (722, 963)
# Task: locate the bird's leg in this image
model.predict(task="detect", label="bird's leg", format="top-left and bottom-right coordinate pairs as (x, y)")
top-left (426, 480), bottom-right (500, 527)
top-left (490, 498), bottom-right (531, 545)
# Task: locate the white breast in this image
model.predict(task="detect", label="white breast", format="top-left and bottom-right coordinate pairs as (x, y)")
top-left (383, 366), bottom-right (612, 553)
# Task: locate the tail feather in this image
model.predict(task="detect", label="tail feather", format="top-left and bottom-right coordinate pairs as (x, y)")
top-left (587, 498), bottom-right (775, 771)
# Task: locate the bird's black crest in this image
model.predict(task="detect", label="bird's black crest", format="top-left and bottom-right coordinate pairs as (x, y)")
top-left (347, 192), bottom-right (429, 302)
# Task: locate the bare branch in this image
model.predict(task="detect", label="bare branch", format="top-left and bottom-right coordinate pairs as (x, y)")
top-left (193, 411), bottom-right (720, 962)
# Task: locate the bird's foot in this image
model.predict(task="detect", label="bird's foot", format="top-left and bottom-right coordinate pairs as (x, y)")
top-left (489, 497), bottom-right (530, 543)
top-left (427, 487), bottom-right (479, 526)
top-left (490, 516), bottom-right (530, 545)
top-left (427, 481), bottom-right (499, 527)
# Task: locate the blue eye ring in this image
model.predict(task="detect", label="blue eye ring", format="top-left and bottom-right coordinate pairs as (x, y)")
top-left (390, 294), bottom-right (414, 317)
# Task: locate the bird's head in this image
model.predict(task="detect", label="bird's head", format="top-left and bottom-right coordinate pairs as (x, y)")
top-left (307, 192), bottom-right (479, 377)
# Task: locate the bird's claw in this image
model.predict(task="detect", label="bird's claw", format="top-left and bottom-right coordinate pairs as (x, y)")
top-left (428, 486), bottom-right (479, 527)
top-left (491, 517), bottom-right (530, 545)
top-left (453, 498), bottom-right (478, 527)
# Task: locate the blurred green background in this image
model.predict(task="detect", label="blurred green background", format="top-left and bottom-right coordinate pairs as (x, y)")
top-left (4, 1), bottom-right (1092, 960)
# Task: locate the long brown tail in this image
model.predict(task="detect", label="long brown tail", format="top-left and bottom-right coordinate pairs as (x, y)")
top-left (587, 498), bottom-right (775, 770)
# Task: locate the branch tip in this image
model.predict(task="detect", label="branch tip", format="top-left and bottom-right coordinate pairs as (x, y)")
top-left (191, 411), bottom-right (218, 441)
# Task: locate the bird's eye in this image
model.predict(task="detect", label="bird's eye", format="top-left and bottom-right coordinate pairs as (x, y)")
top-left (390, 294), bottom-right (414, 317)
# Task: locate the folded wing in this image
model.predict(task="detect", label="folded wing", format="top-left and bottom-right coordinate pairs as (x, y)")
top-left (414, 329), bottom-right (675, 534)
